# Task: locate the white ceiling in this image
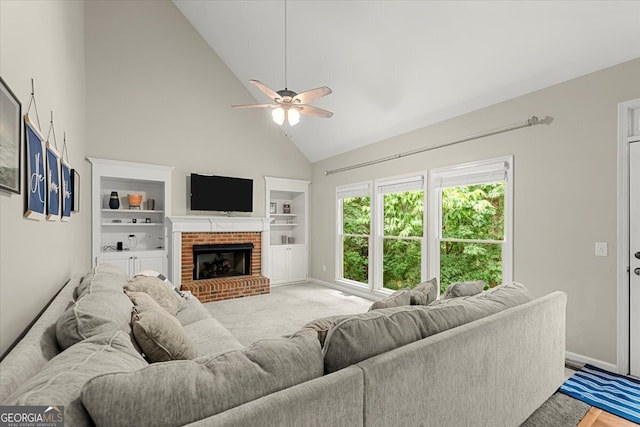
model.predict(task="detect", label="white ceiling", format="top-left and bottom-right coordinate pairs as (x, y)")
top-left (173, 0), bottom-right (640, 163)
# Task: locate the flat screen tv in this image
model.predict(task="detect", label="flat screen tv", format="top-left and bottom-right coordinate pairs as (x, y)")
top-left (190, 173), bottom-right (253, 212)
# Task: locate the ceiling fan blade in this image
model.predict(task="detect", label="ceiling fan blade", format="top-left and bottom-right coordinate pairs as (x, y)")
top-left (249, 80), bottom-right (282, 101)
top-left (298, 105), bottom-right (334, 119)
top-left (231, 103), bottom-right (274, 109)
top-left (292, 86), bottom-right (332, 104)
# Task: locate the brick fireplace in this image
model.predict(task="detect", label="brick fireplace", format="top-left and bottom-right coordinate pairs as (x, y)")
top-left (168, 217), bottom-right (271, 303)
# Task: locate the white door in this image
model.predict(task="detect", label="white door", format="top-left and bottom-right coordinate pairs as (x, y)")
top-left (631, 140), bottom-right (640, 377)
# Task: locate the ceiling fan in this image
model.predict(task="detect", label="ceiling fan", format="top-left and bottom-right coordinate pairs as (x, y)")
top-left (232, 80), bottom-right (333, 126)
top-left (232, 0), bottom-right (333, 127)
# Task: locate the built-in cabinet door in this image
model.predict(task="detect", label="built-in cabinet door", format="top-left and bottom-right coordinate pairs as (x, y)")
top-left (101, 256), bottom-right (132, 275)
top-left (97, 252), bottom-right (167, 277)
top-left (135, 255), bottom-right (166, 276)
top-left (288, 246), bottom-right (308, 282)
top-left (269, 246), bottom-right (289, 284)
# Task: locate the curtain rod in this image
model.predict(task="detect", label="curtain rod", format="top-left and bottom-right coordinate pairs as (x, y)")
top-left (324, 115), bottom-right (544, 176)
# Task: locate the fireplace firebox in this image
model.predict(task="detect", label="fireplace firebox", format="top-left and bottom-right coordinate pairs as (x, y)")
top-left (193, 243), bottom-right (253, 280)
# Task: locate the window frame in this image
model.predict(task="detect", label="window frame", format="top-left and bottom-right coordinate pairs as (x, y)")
top-left (428, 156), bottom-right (513, 294)
top-left (373, 173), bottom-right (426, 293)
top-left (335, 181), bottom-right (372, 289)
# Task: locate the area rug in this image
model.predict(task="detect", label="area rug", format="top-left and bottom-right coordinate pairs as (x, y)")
top-left (520, 392), bottom-right (590, 427)
top-left (560, 364), bottom-right (640, 424)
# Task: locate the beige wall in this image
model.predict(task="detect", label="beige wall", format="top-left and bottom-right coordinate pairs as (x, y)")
top-left (0, 0), bottom-right (310, 357)
top-left (84, 0), bottom-right (311, 218)
top-left (0, 0), bottom-right (89, 356)
top-left (310, 58), bottom-right (640, 367)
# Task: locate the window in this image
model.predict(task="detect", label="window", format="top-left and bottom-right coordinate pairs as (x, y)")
top-left (375, 175), bottom-right (424, 291)
top-left (429, 156), bottom-right (513, 295)
top-left (336, 156), bottom-right (512, 297)
top-left (337, 183), bottom-right (371, 285)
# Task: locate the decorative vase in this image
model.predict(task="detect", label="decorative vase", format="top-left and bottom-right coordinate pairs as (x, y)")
top-left (127, 194), bottom-right (143, 210)
top-left (109, 191), bottom-right (120, 209)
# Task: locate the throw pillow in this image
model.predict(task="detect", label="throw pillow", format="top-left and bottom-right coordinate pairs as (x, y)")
top-left (126, 290), bottom-right (164, 313)
top-left (131, 307), bottom-right (196, 362)
top-left (409, 277), bottom-right (438, 305)
top-left (368, 289), bottom-right (411, 311)
top-left (81, 329), bottom-right (323, 427)
top-left (125, 275), bottom-right (187, 315)
top-left (442, 280), bottom-right (485, 299)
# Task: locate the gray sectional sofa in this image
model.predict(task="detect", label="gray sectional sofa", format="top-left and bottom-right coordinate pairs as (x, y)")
top-left (0, 263), bottom-right (567, 426)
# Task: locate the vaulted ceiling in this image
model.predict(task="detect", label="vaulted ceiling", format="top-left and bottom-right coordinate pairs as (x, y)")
top-left (174, 0), bottom-right (640, 162)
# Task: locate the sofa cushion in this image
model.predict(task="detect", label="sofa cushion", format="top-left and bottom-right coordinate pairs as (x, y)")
top-left (74, 263), bottom-right (129, 300)
top-left (125, 275), bottom-right (187, 315)
top-left (56, 288), bottom-right (134, 350)
top-left (323, 282), bottom-right (531, 374)
top-left (5, 330), bottom-right (147, 427)
top-left (442, 280), bottom-right (485, 299)
top-left (323, 304), bottom-right (469, 373)
top-left (409, 278), bottom-right (438, 305)
top-left (183, 317), bottom-right (244, 357)
top-left (81, 329), bottom-right (323, 427)
top-left (175, 295), bottom-right (211, 326)
top-left (303, 315), bottom-right (346, 346)
top-left (368, 289), bottom-right (411, 311)
top-left (131, 307), bottom-right (196, 362)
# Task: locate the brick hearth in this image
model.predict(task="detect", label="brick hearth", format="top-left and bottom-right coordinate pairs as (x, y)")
top-left (180, 232), bottom-right (269, 303)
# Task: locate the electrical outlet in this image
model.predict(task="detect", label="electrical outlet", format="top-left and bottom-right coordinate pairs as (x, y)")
top-left (595, 242), bottom-right (608, 257)
top-left (322, 264), bottom-right (327, 272)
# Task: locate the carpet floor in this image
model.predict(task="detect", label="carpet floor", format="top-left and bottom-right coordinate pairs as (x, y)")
top-left (204, 282), bottom-right (592, 426)
top-left (204, 282), bottom-right (373, 346)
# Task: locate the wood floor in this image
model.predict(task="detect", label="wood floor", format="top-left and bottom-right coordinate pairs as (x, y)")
top-left (577, 407), bottom-right (639, 427)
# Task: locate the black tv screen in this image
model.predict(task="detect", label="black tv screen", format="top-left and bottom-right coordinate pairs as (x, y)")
top-left (190, 173), bottom-right (253, 212)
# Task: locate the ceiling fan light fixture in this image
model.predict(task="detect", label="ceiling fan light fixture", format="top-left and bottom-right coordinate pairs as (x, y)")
top-left (287, 108), bottom-right (300, 126)
top-left (272, 107), bottom-right (285, 125)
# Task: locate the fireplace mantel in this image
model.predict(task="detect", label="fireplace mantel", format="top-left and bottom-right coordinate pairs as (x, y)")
top-left (168, 216), bottom-right (271, 233)
top-left (167, 216), bottom-right (271, 288)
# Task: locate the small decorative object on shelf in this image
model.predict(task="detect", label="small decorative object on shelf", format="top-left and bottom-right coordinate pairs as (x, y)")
top-left (128, 193), bottom-right (142, 209)
top-left (283, 203), bottom-right (291, 214)
top-left (147, 198), bottom-right (155, 210)
top-left (109, 191), bottom-right (120, 209)
top-left (270, 202), bottom-right (277, 214)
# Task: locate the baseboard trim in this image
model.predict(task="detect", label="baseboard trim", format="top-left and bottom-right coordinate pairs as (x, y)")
top-left (565, 351), bottom-right (619, 373)
top-left (309, 277), bottom-right (378, 302)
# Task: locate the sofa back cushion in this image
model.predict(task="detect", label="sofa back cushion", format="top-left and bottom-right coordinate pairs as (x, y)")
top-left (81, 329), bottom-right (323, 427)
top-left (5, 330), bottom-right (147, 427)
top-left (56, 288), bottom-right (134, 350)
top-left (323, 304), bottom-right (469, 373)
top-left (74, 263), bottom-right (129, 299)
top-left (323, 281), bottom-right (531, 373)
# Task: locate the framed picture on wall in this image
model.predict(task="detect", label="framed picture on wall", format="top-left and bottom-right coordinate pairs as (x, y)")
top-left (24, 115), bottom-right (46, 220)
top-left (0, 77), bottom-right (22, 194)
top-left (71, 168), bottom-right (80, 212)
top-left (60, 160), bottom-right (71, 221)
top-left (46, 142), bottom-right (61, 221)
